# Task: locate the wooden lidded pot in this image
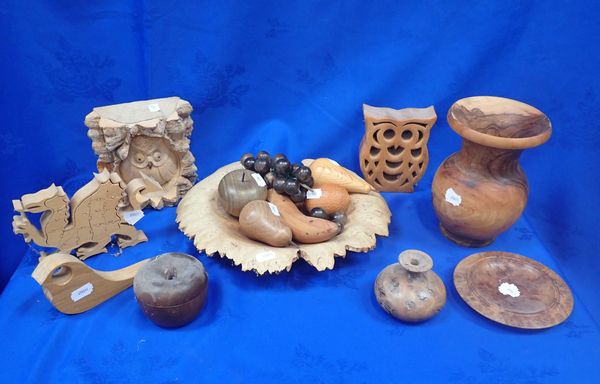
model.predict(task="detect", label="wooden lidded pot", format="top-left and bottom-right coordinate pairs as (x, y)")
top-left (432, 96), bottom-right (552, 247)
top-left (134, 253), bottom-right (208, 328)
top-left (374, 250), bottom-right (446, 322)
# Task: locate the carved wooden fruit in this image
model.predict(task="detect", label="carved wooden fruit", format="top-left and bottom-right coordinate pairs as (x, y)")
top-left (32, 253), bottom-right (148, 314)
top-left (307, 158), bottom-right (372, 194)
top-left (432, 96), bottom-right (552, 247)
top-left (218, 169), bottom-right (268, 217)
top-left (134, 253), bottom-right (208, 328)
top-left (239, 200), bottom-right (292, 247)
top-left (360, 104), bottom-right (437, 192)
top-left (12, 170), bottom-right (147, 260)
top-left (374, 250), bottom-right (446, 322)
top-left (268, 189), bottom-right (340, 244)
top-left (305, 183), bottom-right (351, 215)
top-left (454, 251), bottom-right (573, 329)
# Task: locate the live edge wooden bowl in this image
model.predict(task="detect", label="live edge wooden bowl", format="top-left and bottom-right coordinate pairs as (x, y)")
top-left (176, 160), bottom-right (391, 274)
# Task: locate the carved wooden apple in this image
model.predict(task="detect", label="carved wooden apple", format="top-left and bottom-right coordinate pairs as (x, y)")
top-left (134, 253), bottom-right (208, 328)
top-left (218, 169), bottom-right (268, 217)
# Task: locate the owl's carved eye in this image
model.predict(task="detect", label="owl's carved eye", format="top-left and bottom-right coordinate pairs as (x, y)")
top-left (134, 153), bottom-right (145, 164)
top-left (153, 151), bottom-right (163, 162)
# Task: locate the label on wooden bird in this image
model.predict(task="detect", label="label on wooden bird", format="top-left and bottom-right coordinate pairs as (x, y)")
top-left (71, 282), bottom-right (94, 302)
top-left (498, 282), bottom-right (520, 298)
top-left (328, 159), bottom-right (340, 166)
top-left (268, 202), bottom-right (280, 217)
top-left (306, 188), bottom-right (322, 199)
top-left (251, 173), bottom-right (266, 187)
top-left (444, 188), bottom-right (462, 207)
top-left (147, 103), bottom-right (161, 112)
top-left (123, 210), bottom-right (145, 225)
top-left (255, 251), bottom-right (277, 262)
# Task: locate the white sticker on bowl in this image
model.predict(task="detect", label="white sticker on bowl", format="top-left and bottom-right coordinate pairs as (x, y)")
top-left (306, 188), bottom-right (322, 199)
top-left (251, 173), bottom-right (266, 187)
top-left (147, 103), bottom-right (161, 112)
top-left (445, 188), bottom-right (462, 207)
top-left (71, 282), bottom-right (94, 302)
top-left (498, 282), bottom-right (520, 298)
top-left (268, 202), bottom-right (280, 217)
top-left (123, 210), bottom-right (144, 225)
top-left (255, 251), bottom-right (277, 262)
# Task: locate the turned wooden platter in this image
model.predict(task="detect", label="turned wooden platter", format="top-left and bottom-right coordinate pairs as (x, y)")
top-left (454, 251), bottom-right (573, 329)
top-left (176, 160), bottom-right (391, 274)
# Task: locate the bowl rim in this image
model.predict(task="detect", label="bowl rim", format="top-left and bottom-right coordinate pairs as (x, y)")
top-left (447, 96), bottom-right (552, 150)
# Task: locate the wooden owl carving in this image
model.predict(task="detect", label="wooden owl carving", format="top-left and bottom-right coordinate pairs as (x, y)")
top-left (359, 104), bottom-right (437, 192)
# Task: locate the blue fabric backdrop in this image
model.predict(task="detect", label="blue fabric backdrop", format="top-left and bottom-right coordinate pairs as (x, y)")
top-left (0, 1), bottom-right (599, 382)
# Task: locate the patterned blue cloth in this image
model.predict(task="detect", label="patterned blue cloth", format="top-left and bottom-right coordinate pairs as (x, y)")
top-left (1, 1), bottom-right (599, 382)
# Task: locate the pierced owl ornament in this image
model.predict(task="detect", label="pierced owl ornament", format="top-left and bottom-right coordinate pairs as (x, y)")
top-left (85, 97), bottom-right (197, 210)
top-left (359, 104), bottom-right (437, 192)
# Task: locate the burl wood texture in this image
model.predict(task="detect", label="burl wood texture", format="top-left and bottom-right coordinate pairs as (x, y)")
top-left (374, 250), bottom-right (446, 322)
top-left (176, 160), bottom-right (391, 275)
top-left (12, 170), bottom-right (147, 259)
top-left (360, 104), bottom-right (437, 192)
top-left (85, 97), bottom-right (197, 210)
top-left (32, 253), bottom-right (147, 314)
top-left (432, 96), bottom-right (551, 247)
top-left (454, 251), bottom-right (573, 329)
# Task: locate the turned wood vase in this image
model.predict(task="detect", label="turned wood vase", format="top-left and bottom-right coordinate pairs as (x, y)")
top-left (432, 96), bottom-right (552, 247)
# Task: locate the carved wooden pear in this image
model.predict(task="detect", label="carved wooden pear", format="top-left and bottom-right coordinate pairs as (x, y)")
top-left (307, 158), bottom-right (372, 194)
top-left (239, 200), bottom-right (292, 247)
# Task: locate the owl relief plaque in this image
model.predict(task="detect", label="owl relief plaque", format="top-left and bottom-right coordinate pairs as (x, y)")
top-left (85, 97), bottom-right (197, 209)
top-left (360, 104), bottom-right (437, 192)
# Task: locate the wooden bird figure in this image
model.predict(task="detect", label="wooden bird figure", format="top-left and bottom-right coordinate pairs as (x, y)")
top-left (32, 253), bottom-right (148, 314)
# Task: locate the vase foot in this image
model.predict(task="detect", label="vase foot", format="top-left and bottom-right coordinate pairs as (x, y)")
top-left (439, 224), bottom-right (494, 248)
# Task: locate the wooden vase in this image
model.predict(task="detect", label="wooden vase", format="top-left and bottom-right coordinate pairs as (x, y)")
top-left (432, 96), bottom-right (552, 247)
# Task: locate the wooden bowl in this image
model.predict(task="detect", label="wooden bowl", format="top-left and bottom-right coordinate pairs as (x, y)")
top-left (176, 160), bottom-right (391, 274)
top-left (454, 251), bottom-right (573, 329)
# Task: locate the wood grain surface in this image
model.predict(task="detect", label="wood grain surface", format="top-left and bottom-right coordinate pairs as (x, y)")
top-left (453, 251), bottom-right (573, 329)
top-left (176, 160), bottom-right (391, 274)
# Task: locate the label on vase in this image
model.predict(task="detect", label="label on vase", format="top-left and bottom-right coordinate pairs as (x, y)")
top-left (306, 188), bottom-right (322, 199)
top-left (444, 188), bottom-right (462, 207)
top-left (498, 282), bottom-right (520, 298)
top-left (268, 202), bottom-right (280, 216)
top-left (71, 282), bottom-right (94, 302)
top-left (255, 251), bottom-right (277, 262)
top-left (123, 210), bottom-right (144, 225)
top-left (251, 173), bottom-right (266, 187)
top-left (147, 103), bottom-right (161, 112)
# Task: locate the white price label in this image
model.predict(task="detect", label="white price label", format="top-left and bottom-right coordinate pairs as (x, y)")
top-left (328, 159), bottom-right (340, 166)
top-left (306, 188), bottom-right (322, 199)
top-left (444, 188), bottom-right (462, 207)
top-left (498, 282), bottom-right (521, 298)
top-left (255, 251), bottom-right (277, 262)
top-left (251, 173), bottom-right (266, 187)
top-left (268, 202), bottom-right (280, 216)
top-left (147, 103), bottom-right (161, 112)
top-left (123, 210), bottom-right (144, 225)
top-left (71, 282), bottom-right (94, 302)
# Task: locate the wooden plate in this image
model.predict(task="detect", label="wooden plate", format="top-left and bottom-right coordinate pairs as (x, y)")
top-left (176, 161), bottom-right (391, 275)
top-left (454, 251), bottom-right (573, 329)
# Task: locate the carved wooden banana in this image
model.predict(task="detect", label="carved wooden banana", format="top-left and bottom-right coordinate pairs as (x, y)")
top-left (268, 190), bottom-right (340, 244)
top-left (307, 158), bottom-right (372, 194)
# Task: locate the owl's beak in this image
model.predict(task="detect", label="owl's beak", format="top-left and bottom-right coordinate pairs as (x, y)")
top-left (147, 163), bottom-right (153, 170)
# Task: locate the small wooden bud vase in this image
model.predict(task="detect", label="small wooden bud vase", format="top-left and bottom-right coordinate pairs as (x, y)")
top-left (85, 97), bottom-right (197, 210)
top-left (360, 104), bottom-right (437, 192)
top-left (12, 170), bottom-right (147, 260)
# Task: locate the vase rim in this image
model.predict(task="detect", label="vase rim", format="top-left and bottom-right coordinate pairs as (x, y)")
top-left (447, 96), bottom-right (552, 150)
